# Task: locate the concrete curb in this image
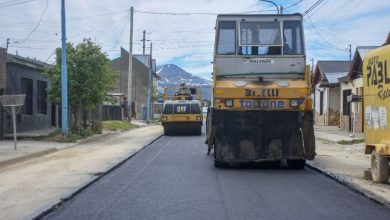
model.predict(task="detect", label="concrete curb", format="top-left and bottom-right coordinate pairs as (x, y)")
top-left (306, 162), bottom-right (390, 208)
top-left (314, 135), bottom-right (338, 144)
top-left (314, 132), bottom-right (364, 144)
top-left (33, 133), bottom-right (164, 220)
top-left (0, 148), bottom-right (58, 168)
top-left (0, 131), bottom-right (125, 169)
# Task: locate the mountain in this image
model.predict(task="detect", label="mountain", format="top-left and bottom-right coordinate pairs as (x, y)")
top-left (156, 64), bottom-right (211, 87)
top-left (156, 64), bottom-right (211, 100)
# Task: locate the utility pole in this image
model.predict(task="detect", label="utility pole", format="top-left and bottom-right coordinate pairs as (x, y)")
top-left (147, 42), bottom-right (153, 121)
top-left (142, 30), bottom-right (146, 54)
top-left (61, 0), bottom-right (68, 135)
top-left (348, 44), bottom-right (352, 62)
top-left (5, 38), bottom-right (10, 53)
top-left (310, 58), bottom-right (314, 76)
top-left (128, 7), bottom-right (134, 121)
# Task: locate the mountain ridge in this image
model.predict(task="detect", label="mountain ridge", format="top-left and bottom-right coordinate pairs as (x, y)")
top-left (156, 64), bottom-right (211, 87)
top-left (156, 64), bottom-right (211, 100)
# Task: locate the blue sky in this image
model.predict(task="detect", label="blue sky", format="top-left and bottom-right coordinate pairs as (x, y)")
top-left (0, 0), bottom-right (389, 80)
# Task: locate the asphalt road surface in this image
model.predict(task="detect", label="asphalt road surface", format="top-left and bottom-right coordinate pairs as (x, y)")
top-left (43, 132), bottom-right (390, 220)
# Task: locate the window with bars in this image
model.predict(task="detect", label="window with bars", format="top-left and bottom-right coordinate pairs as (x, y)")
top-left (21, 78), bottom-right (33, 115)
top-left (37, 80), bottom-right (47, 114)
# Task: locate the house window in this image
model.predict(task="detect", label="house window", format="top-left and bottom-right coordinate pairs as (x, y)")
top-left (343, 89), bottom-right (351, 116)
top-left (319, 91), bottom-right (324, 115)
top-left (21, 78), bottom-right (33, 115)
top-left (37, 80), bottom-right (47, 114)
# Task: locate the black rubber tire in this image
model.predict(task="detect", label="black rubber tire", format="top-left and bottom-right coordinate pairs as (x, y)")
top-left (371, 150), bottom-right (390, 183)
top-left (287, 159), bottom-right (306, 169)
top-left (214, 160), bottom-right (228, 168)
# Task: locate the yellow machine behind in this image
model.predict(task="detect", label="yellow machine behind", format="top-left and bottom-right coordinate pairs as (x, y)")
top-left (206, 13), bottom-right (315, 168)
top-left (161, 83), bottom-right (203, 135)
top-left (362, 44), bottom-right (390, 183)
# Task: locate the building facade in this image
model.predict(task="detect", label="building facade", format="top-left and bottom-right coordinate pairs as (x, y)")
top-left (339, 46), bottom-right (378, 133)
top-left (0, 48), bottom-right (52, 138)
top-left (110, 48), bottom-right (159, 120)
top-left (313, 61), bottom-right (351, 126)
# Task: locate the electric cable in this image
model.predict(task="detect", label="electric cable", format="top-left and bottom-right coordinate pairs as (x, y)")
top-left (14, 0), bottom-right (48, 43)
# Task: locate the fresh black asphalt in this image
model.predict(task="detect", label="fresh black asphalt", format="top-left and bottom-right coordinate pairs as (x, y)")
top-left (43, 131), bottom-right (390, 220)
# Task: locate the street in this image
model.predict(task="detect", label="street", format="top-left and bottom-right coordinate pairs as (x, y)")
top-left (43, 132), bottom-right (390, 220)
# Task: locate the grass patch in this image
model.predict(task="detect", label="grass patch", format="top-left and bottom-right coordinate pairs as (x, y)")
top-left (45, 128), bottom-right (94, 143)
top-left (337, 139), bottom-right (365, 145)
top-left (24, 129), bottom-right (92, 143)
top-left (102, 120), bottom-right (138, 131)
top-left (145, 120), bottom-right (161, 125)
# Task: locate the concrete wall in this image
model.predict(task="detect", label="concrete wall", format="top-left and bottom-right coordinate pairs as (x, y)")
top-left (328, 87), bottom-right (340, 126)
top-left (0, 48), bottom-right (6, 89)
top-left (4, 63), bottom-right (51, 132)
top-left (340, 78), bottom-right (364, 132)
top-left (314, 84), bottom-right (328, 125)
top-left (314, 83), bottom-right (341, 126)
top-left (0, 48), bottom-right (6, 139)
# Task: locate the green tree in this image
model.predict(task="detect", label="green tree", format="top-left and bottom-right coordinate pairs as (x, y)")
top-left (46, 39), bottom-right (117, 134)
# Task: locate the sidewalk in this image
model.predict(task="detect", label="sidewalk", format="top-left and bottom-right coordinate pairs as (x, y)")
top-left (309, 126), bottom-right (390, 207)
top-left (0, 120), bottom-right (151, 168)
top-left (0, 124), bottom-right (163, 220)
top-left (0, 130), bottom-right (117, 168)
top-left (314, 125), bottom-right (364, 143)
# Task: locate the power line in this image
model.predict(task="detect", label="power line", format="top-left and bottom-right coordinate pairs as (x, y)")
top-left (135, 10), bottom-right (218, 16)
top-left (304, 0), bottom-right (330, 21)
top-left (306, 18), bottom-right (346, 51)
top-left (284, 0), bottom-right (304, 9)
top-left (14, 0), bottom-right (48, 44)
top-left (0, 0), bottom-right (24, 5)
top-left (0, 0), bottom-right (36, 8)
top-left (0, 9), bottom-right (128, 27)
top-left (302, 0), bottom-right (324, 17)
top-left (134, 9), bottom-right (277, 16)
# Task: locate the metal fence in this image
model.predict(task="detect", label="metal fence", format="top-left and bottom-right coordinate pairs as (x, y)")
top-left (102, 105), bottom-right (122, 121)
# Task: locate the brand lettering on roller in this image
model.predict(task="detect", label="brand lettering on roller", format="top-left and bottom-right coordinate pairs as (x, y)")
top-left (245, 88), bottom-right (279, 98)
top-left (239, 99), bottom-right (285, 109)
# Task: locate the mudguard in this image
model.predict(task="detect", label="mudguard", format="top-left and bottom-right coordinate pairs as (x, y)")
top-left (302, 111), bottom-right (316, 160)
top-left (209, 109), bottom-right (307, 162)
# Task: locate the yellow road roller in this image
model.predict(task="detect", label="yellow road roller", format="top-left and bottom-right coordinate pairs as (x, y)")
top-left (161, 83), bottom-right (203, 135)
top-left (206, 13), bottom-right (315, 168)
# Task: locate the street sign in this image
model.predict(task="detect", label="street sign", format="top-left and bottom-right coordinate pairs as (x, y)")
top-left (347, 94), bottom-right (362, 102)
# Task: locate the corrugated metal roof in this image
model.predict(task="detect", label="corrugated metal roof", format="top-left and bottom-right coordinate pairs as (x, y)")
top-left (324, 72), bottom-right (348, 84)
top-left (356, 46), bottom-right (379, 60)
top-left (317, 61), bottom-right (351, 75)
